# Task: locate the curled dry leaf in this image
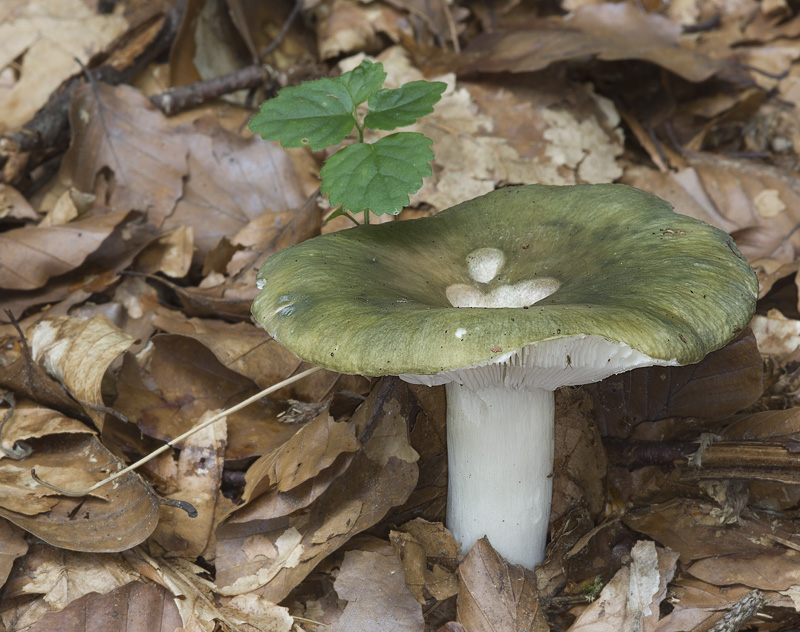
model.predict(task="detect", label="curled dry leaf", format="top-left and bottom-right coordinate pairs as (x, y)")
top-left (456, 537), bottom-right (549, 632)
top-left (59, 83), bottom-right (187, 223)
top-left (28, 581), bottom-right (182, 632)
top-left (240, 403), bottom-right (359, 506)
top-left (215, 378), bottom-right (420, 603)
top-left (28, 314), bottom-right (136, 431)
top-left (0, 435), bottom-right (160, 553)
top-left (687, 547), bottom-right (800, 592)
top-left (328, 543), bottom-right (424, 632)
top-left (0, 211), bottom-right (131, 290)
top-left (453, 3), bottom-right (726, 82)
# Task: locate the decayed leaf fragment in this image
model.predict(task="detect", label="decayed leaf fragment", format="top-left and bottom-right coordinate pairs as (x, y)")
top-left (456, 537), bottom-right (549, 632)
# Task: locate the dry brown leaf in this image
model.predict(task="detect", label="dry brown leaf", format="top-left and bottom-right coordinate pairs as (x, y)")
top-left (456, 537), bottom-right (549, 632)
top-left (750, 309), bottom-right (800, 358)
top-left (568, 540), bottom-right (678, 631)
top-left (652, 578), bottom-right (756, 632)
top-left (0, 435), bottom-right (160, 552)
top-left (687, 547), bottom-right (800, 591)
top-left (113, 334), bottom-right (293, 459)
top-left (0, 183), bottom-right (37, 220)
top-left (217, 593), bottom-right (293, 632)
top-left (453, 4), bottom-right (726, 82)
top-left (27, 581), bottom-right (182, 632)
top-left (59, 83), bottom-right (187, 223)
top-left (163, 116), bottom-right (306, 265)
top-left (623, 499), bottom-right (783, 563)
top-left (551, 388), bottom-right (607, 524)
top-left (150, 308), bottom-right (369, 401)
top-left (0, 0), bottom-right (128, 131)
top-left (0, 518), bottom-right (28, 589)
top-left (241, 406), bottom-right (359, 505)
top-left (316, 0), bottom-right (408, 60)
top-left (328, 544), bottom-right (424, 632)
top-left (28, 315), bottom-right (135, 431)
top-left (390, 519), bottom-right (459, 604)
top-left (587, 331), bottom-right (762, 439)
top-left (2, 542), bottom-right (139, 627)
top-left (215, 378), bottom-right (420, 603)
top-left (0, 211), bottom-right (131, 290)
top-left (134, 225), bottom-right (194, 278)
top-left (150, 414), bottom-right (226, 558)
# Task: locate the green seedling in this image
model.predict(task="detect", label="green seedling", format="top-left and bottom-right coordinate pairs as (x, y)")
top-left (249, 59), bottom-right (446, 224)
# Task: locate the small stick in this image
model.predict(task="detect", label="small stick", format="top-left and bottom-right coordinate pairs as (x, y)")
top-left (31, 366), bottom-right (322, 496)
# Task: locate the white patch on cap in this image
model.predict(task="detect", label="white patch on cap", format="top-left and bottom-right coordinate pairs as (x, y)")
top-left (447, 278), bottom-right (560, 308)
top-left (455, 328), bottom-right (467, 339)
top-left (467, 248), bottom-right (505, 283)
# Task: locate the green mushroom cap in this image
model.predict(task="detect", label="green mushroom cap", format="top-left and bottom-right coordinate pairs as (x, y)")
top-left (252, 184), bottom-right (758, 380)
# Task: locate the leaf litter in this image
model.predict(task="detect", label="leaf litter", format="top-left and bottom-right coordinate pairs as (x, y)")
top-left (3, 0), bottom-right (800, 630)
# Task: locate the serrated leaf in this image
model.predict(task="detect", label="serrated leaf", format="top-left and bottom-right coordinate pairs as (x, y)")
top-left (365, 81), bottom-right (447, 131)
top-left (340, 59), bottom-right (387, 106)
top-left (320, 133), bottom-right (434, 216)
top-left (248, 79), bottom-right (355, 151)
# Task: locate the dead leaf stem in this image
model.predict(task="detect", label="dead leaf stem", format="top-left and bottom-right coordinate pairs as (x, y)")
top-left (30, 366), bottom-right (322, 497)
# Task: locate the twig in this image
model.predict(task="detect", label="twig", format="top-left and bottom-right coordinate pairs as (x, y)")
top-left (150, 64), bottom-right (274, 116)
top-left (31, 366), bottom-right (322, 496)
top-left (708, 590), bottom-right (765, 632)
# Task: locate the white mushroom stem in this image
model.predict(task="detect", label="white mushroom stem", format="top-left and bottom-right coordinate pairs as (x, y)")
top-left (445, 382), bottom-right (555, 569)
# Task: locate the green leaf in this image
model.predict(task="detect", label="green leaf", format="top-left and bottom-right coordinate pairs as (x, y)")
top-left (340, 59), bottom-right (387, 106)
top-left (248, 78), bottom-right (356, 151)
top-left (320, 133), bottom-right (435, 216)
top-left (365, 81), bottom-right (447, 131)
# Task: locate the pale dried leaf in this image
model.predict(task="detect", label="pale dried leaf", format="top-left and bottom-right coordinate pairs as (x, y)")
top-left (456, 537), bottom-right (549, 632)
top-left (568, 541), bottom-right (678, 631)
top-left (28, 315), bottom-right (135, 431)
top-left (329, 544), bottom-right (424, 632)
top-left (0, 518), bottom-right (28, 588)
top-left (0, 0), bottom-right (128, 130)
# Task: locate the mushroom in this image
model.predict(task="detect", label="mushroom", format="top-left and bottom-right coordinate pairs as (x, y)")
top-left (251, 184), bottom-right (758, 568)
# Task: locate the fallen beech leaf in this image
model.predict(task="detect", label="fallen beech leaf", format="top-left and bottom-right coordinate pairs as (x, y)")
top-left (587, 331), bottom-right (762, 439)
top-left (59, 83), bottom-right (187, 223)
top-left (0, 435), bottom-right (160, 553)
top-left (241, 405), bottom-right (359, 505)
top-left (750, 309), bottom-right (800, 358)
top-left (453, 4), bottom-right (725, 82)
top-left (113, 334), bottom-right (292, 459)
top-left (150, 414), bottom-right (226, 558)
top-left (0, 519), bottom-right (28, 588)
top-left (28, 581), bottom-right (182, 632)
top-left (568, 540), bottom-right (678, 631)
top-left (0, 0), bottom-right (128, 131)
top-left (0, 401), bottom-right (93, 443)
top-left (28, 315), bottom-right (135, 431)
top-left (217, 593), bottom-right (293, 632)
top-left (163, 117), bottom-right (306, 265)
top-left (390, 519), bottom-right (459, 603)
top-left (687, 548), bottom-right (800, 591)
top-left (216, 378), bottom-right (420, 602)
top-left (12, 542), bottom-right (139, 611)
top-left (0, 184), bottom-right (38, 220)
top-left (0, 211), bottom-right (131, 290)
top-left (328, 544), bottom-right (424, 632)
top-left (456, 537), bottom-right (549, 632)
top-left (623, 499), bottom-right (775, 563)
